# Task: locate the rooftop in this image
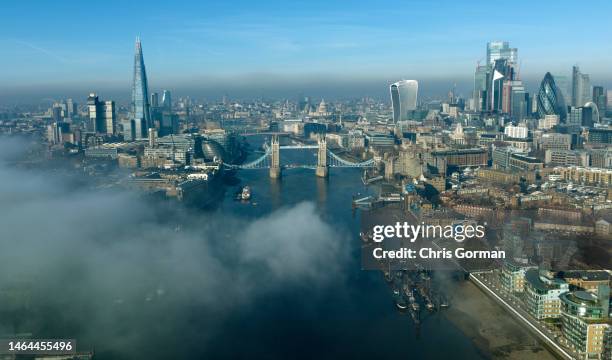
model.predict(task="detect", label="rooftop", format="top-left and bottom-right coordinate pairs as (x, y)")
top-left (555, 166), bottom-right (612, 174)
top-left (560, 270), bottom-right (610, 282)
top-left (525, 269), bottom-right (566, 291)
top-left (560, 290), bottom-right (603, 308)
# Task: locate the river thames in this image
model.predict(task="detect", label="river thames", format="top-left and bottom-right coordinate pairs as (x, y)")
top-left (195, 137), bottom-right (487, 359)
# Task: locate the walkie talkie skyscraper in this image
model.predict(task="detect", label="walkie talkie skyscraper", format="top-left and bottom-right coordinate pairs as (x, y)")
top-left (131, 36), bottom-right (151, 139)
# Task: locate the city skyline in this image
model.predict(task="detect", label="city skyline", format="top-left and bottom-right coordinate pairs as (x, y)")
top-left (1, 2), bottom-right (611, 359)
top-left (2, 0), bottom-right (612, 102)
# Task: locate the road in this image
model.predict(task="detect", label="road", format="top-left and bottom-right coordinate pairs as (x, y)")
top-left (470, 271), bottom-right (578, 360)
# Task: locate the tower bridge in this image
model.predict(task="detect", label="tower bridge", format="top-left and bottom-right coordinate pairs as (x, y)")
top-left (223, 135), bottom-right (375, 178)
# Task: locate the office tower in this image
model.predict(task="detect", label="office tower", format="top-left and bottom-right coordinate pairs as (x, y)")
top-left (593, 86), bottom-right (607, 115)
top-left (572, 65), bottom-right (591, 107)
top-left (571, 65), bottom-right (580, 106)
top-left (537, 73), bottom-right (567, 121)
top-left (87, 93), bottom-right (116, 135)
top-left (103, 101), bottom-right (116, 135)
top-left (474, 65), bottom-right (490, 111)
top-left (149, 92), bottom-right (162, 128)
top-left (52, 101), bottom-right (67, 118)
top-left (390, 80), bottom-right (418, 122)
top-left (581, 73), bottom-right (591, 107)
top-left (568, 107), bottom-right (583, 127)
top-left (131, 37), bottom-right (151, 139)
top-left (504, 124), bottom-right (528, 139)
top-left (47, 123), bottom-right (61, 144)
top-left (87, 93), bottom-right (101, 132)
top-left (510, 87), bottom-right (529, 121)
top-left (474, 41), bottom-right (518, 113)
top-left (502, 78), bottom-right (524, 116)
top-left (46, 122), bottom-right (71, 145)
top-left (162, 90), bottom-right (172, 111)
top-left (486, 41), bottom-right (517, 65)
top-left (52, 106), bottom-right (63, 123)
top-left (552, 74), bottom-right (571, 105)
top-left (151, 92), bottom-right (159, 108)
top-left (66, 98), bottom-right (76, 118)
top-left (491, 59), bottom-right (515, 113)
top-left (582, 102), bottom-right (599, 126)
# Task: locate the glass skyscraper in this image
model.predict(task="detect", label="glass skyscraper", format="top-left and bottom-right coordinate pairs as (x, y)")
top-left (473, 65), bottom-right (489, 111)
top-left (87, 93), bottom-right (116, 135)
top-left (537, 72), bottom-right (567, 122)
top-left (592, 85), bottom-right (607, 115)
top-left (131, 37), bottom-right (151, 139)
top-left (474, 41), bottom-right (518, 113)
top-left (510, 83), bottom-right (529, 121)
top-left (486, 41), bottom-right (517, 65)
top-left (390, 80), bottom-right (418, 122)
top-left (552, 73), bottom-right (571, 106)
top-left (150, 92), bottom-right (159, 108)
top-left (572, 65), bottom-right (591, 107)
top-left (491, 59), bottom-right (515, 113)
top-left (162, 90), bottom-right (172, 111)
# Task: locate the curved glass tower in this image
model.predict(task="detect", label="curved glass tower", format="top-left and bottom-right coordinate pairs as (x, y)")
top-left (390, 80), bottom-right (418, 122)
top-left (131, 37), bottom-right (151, 139)
top-left (537, 72), bottom-right (567, 122)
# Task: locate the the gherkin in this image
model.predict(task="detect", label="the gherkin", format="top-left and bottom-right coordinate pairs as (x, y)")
top-left (537, 72), bottom-right (567, 122)
top-left (131, 37), bottom-right (151, 139)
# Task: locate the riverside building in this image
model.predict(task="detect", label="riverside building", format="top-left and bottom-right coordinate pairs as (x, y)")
top-left (524, 269), bottom-right (569, 320)
top-left (560, 285), bottom-right (611, 359)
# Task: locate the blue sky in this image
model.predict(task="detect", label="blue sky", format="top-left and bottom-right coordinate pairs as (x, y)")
top-left (1, 0), bottom-right (612, 99)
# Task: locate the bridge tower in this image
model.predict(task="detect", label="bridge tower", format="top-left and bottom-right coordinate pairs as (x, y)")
top-left (269, 135), bottom-right (281, 178)
top-left (316, 135), bottom-right (329, 178)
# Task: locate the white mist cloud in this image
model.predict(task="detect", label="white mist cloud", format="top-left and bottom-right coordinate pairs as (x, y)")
top-left (0, 137), bottom-right (349, 358)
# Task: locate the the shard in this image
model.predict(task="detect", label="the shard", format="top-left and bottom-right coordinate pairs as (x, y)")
top-left (131, 36), bottom-right (151, 139)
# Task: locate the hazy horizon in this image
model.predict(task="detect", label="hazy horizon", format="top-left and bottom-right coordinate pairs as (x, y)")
top-left (5, 73), bottom-right (612, 106)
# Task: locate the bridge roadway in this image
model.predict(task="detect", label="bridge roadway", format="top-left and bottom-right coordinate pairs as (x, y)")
top-left (224, 136), bottom-right (375, 175)
top-left (279, 145), bottom-right (318, 149)
top-left (235, 130), bottom-right (319, 147)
